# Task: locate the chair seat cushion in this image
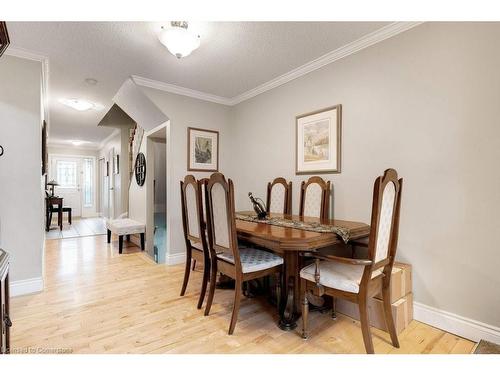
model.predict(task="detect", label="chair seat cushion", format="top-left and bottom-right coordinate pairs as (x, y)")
top-left (300, 261), bottom-right (382, 293)
top-left (217, 247), bottom-right (283, 274)
top-left (106, 218), bottom-right (145, 236)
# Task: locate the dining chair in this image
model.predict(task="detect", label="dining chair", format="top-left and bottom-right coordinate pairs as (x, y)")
top-left (203, 172), bottom-right (284, 334)
top-left (299, 169), bottom-right (402, 353)
top-left (299, 176), bottom-right (331, 220)
top-left (266, 177), bottom-right (292, 215)
top-left (179, 175), bottom-right (211, 309)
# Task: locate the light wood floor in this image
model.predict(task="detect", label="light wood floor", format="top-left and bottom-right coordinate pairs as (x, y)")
top-left (10, 235), bottom-right (475, 354)
top-left (45, 217), bottom-right (107, 240)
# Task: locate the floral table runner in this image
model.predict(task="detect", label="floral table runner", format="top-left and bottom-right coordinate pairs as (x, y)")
top-left (235, 213), bottom-right (352, 243)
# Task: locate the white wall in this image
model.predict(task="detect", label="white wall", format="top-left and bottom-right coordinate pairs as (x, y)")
top-left (48, 145), bottom-right (99, 158)
top-left (140, 88), bottom-right (231, 264)
top-left (227, 22), bottom-right (500, 330)
top-left (0, 55), bottom-right (44, 290)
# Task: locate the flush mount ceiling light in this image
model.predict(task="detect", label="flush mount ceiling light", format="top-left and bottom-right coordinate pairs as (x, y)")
top-left (59, 98), bottom-right (103, 111)
top-left (158, 21), bottom-right (200, 59)
top-left (69, 140), bottom-right (91, 146)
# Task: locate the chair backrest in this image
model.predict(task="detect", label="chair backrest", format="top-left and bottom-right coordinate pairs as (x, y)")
top-left (299, 176), bottom-right (331, 220)
top-left (367, 168), bottom-right (403, 274)
top-left (205, 172), bottom-right (242, 272)
top-left (198, 177), bottom-right (209, 228)
top-left (266, 177), bottom-right (292, 215)
top-left (180, 175), bottom-right (204, 246)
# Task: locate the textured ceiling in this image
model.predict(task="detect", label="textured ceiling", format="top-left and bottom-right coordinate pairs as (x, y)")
top-left (6, 21), bottom-right (389, 146)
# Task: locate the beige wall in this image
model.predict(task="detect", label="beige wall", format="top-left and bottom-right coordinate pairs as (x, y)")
top-left (0, 55), bottom-right (44, 286)
top-left (227, 22), bottom-right (500, 328)
top-left (141, 88), bottom-right (231, 263)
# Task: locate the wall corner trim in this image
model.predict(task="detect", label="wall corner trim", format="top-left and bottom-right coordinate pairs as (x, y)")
top-left (165, 252), bottom-right (186, 266)
top-left (10, 277), bottom-right (44, 297)
top-left (413, 301), bottom-right (500, 345)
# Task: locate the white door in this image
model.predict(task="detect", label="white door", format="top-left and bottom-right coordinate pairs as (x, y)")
top-left (49, 156), bottom-right (96, 218)
top-left (51, 156), bottom-right (82, 217)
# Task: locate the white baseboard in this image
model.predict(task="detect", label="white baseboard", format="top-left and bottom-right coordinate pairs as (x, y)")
top-left (414, 302), bottom-right (500, 345)
top-left (10, 277), bottom-right (44, 297)
top-left (165, 252), bottom-right (186, 265)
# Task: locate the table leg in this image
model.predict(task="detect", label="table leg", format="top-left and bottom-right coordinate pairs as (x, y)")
top-left (45, 204), bottom-right (50, 232)
top-left (58, 204), bottom-right (63, 231)
top-left (278, 250), bottom-right (300, 330)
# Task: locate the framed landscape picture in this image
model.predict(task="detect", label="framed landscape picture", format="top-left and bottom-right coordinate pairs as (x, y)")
top-left (188, 127), bottom-right (219, 172)
top-left (296, 105), bottom-right (342, 175)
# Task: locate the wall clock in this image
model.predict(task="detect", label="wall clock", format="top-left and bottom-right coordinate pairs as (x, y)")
top-left (135, 152), bottom-right (146, 186)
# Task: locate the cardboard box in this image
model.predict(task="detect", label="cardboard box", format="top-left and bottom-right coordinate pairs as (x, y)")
top-left (373, 262), bottom-right (412, 304)
top-left (336, 293), bottom-right (413, 334)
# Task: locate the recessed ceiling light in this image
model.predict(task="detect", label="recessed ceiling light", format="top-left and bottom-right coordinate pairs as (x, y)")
top-left (85, 78), bottom-right (98, 85)
top-left (59, 98), bottom-right (103, 111)
top-left (159, 21), bottom-right (200, 59)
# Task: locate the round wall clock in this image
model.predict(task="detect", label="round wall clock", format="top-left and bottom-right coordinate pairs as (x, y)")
top-left (135, 152), bottom-right (146, 186)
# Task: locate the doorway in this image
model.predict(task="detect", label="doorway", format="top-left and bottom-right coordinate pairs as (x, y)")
top-left (48, 155), bottom-right (97, 218)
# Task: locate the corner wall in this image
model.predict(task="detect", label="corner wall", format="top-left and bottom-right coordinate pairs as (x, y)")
top-left (0, 55), bottom-right (44, 294)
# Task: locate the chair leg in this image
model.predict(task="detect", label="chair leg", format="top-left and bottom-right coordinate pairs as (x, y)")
top-left (382, 284), bottom-right (400, 348)
top-left (192, 259), bottom-right (197, 271)
top-left (68, 209), bottom-right (72, 224)
top-left (275, 272), bottom-right (282, 314)
top-left (332, 297), bottom-right (337, 320)
top-left (359, 296), bottom-right (374, 354)
top-left (118, 235), bottom-right (123, 254)
top-left (301, 278), bottom-right (309, 339)
top-left (180, 250), bottom-right (192, 296)
top-left (228, 277), bottom-right (243, 335)
top-left (204, 264), bottom-right (218, 316)
top-left (197, 260), bottom-right (210, 309)
top-left (107, 230), bottom-right (111, 243)
top-left (140, 233), bottom-right (145, 250)
top-left (126, 234), bottom-right (130, 242)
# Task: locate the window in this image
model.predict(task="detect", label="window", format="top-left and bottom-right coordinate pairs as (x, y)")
top-left (83, 158), bottom-right (93, 207)
top-left (56, 161), bottom-right (77, 188)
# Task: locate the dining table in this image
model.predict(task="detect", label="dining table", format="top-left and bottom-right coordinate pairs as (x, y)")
top-left (235, 211), bottom-right (370, 331)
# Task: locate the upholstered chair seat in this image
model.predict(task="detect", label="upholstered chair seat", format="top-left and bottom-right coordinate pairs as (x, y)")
top-left (300, 261), bottom-right (382, 293)
top-left (218, 247), bottom-right (284, 274)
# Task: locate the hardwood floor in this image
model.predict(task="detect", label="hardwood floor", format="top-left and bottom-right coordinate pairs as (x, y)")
top-left (10, 235), bottom-right (475, 354)
top-left (45, 217), bottom-right (107, 240)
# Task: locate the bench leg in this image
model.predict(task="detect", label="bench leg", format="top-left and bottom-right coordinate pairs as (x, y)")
top-left (119, 235), bottom-right (123, 254)
top-left (107, 230), bottom-right (111, 243)
top-left (140, 233), bottom-right (145, 251)
top-left (126, 234), bottom-right (130, 242)
top-left (68, 209), bottom-right (72, 225)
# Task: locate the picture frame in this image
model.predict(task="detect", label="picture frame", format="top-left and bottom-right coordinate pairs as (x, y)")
top-left (41, 120), bottom-right (48, 175)
top-left (0, 22), bottom-right (9, 58)
top-left (296, 104), bottom-right (342, 175)
top-left (187, 127), bottom-right (219, 172)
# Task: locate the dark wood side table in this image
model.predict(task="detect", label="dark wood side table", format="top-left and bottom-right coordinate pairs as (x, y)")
top-left (46, 196), bottom-right (63, 231)
top-left (0, 248), bottom-right (11, 354)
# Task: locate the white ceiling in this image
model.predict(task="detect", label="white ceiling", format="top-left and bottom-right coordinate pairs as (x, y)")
top-left (6, 21), bottom-right (390, 147)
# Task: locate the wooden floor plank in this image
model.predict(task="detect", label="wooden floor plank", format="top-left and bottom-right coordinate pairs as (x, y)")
top-left (10, 235), bottom-right (475, 354)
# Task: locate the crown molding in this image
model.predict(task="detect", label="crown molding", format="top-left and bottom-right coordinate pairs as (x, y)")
top-left (228, 22), bottom-right (423, 105)
top-left (5, 45), bottom-right (50, 126)
top-left (133, 22), bottom-right (422, 107)
top-left (131, 75), bottom-right (233, 106)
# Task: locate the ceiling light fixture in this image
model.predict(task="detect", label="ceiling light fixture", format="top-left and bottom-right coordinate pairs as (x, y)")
top-left (69, 140), bottom-right (91, 146)
top-left (59, 98), bottom-right (103, 111)
top-left (158, 21), bottom-right (200, 59)
top-left (84, 78), bottom-right (98, 85)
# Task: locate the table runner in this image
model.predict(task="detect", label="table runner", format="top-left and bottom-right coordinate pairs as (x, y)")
top-left (235, 213), bottom-right (352, 243)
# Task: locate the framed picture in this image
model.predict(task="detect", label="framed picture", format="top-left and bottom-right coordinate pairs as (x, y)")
top-left (41, 120), bottom-right (48, 175)
top-left (0, 22), bottom-right (9, 58)
top-left (187, 127), bottom-right (219, 172)
top-left (296, 105), bottom-right (342, 175)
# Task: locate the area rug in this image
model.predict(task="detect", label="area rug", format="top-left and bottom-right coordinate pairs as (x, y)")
top-left (473, 340), bottom-right (500, 354)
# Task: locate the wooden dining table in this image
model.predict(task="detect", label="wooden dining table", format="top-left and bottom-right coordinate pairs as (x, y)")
top-left (236, 211), bottom-right (370, 330)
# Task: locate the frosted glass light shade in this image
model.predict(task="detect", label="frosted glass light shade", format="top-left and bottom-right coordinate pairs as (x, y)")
top-left (159, 26), bottom-right (200, 59)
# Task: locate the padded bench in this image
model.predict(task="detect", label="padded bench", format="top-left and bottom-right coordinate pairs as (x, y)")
top-left (106, 217), bottom-right (145, 254)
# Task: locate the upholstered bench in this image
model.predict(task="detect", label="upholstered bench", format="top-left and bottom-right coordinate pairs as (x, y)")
top-left (106, 217), bottom-right (145, 254)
